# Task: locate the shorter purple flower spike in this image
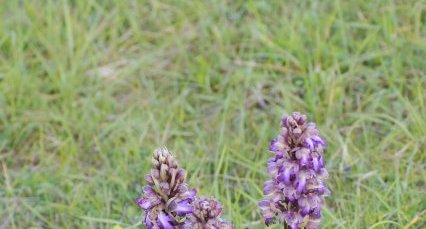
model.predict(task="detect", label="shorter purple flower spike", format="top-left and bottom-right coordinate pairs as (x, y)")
top-left (184, 197), bottom-right (233, 229)
top-left (259, 112), bottom-right (330, 229)
top-left (135, 147), bottom-right (196, 229)
top-left (136, 148), bottom-right (233, 228)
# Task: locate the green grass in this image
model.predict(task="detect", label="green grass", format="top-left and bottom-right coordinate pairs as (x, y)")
top-left (0, 0), bottom-right (425, 228)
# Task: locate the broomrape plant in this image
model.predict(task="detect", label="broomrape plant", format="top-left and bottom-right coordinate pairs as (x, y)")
top-left (136, 112), bottom-right (328, 229)
top-left (259, 112), bottom-right (330, 229)
top-left (136, 147), bottom-right (232, 229)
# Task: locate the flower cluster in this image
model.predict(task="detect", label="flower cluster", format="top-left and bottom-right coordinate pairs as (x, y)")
top-left (136, 147), bottom-right (195, 228)
top-left (259, 112), bottom-right (330, 229)
top-left (184, 197), bottom-right (233, 229)
top-left (136, 147), bottom-right (232, 229)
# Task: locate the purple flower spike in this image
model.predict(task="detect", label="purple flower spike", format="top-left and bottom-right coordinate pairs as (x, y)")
top-left (183, 197), bottom-right (233, 229)
top-left (136, 148), bottom-right (233, 228)
top-left (259, 112), bottom-right (330, 228)
top-left (135, 147), bottom-right (196, 228)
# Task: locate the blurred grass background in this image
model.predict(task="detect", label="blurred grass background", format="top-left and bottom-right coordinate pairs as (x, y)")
top-left (1, 0), bottom-right (425, 228)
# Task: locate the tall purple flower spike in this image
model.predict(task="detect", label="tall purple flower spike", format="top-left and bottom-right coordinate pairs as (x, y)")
top-left (136, 147), bottom-right (196, 229)
top-left (259, 112), bottom-right (330, 229)
top-left (183, 197), bottom-right (233, 229)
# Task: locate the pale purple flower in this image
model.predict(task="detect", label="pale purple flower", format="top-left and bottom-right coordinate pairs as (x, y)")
top-left (259, 112), bottom-right (330, 228)
top-left (183, 197), bottom-right (233, 229)
top-left (136, 147), bottom-right (196, 229)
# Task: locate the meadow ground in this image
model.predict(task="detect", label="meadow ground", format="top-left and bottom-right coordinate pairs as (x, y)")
top-left (1, 0), bottom-right (425, 228)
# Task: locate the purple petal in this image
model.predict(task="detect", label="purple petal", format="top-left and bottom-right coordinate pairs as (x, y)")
top-left (301, 206), bottom-right (310, 216)
top-left (300, 154), bottom-right (309, 166)
top-left (296, 148), bottom-right (310, 166)
top-left (158, 211), bottom-right (174, 229)
top-left (136, 194), bottom-right (160, 210)
top-left (305, 138), bottom-right (314, 151)
top-left (258, 199), bottom-right (269, 207)
top-left (263, 185), bottom-right (274, 195)
top-left (267, 163), bottom-right (278, 176)
top-left (136, 196), bottom-right (152, 209)
top-left (281, 114), bottom-right (289, 124)
top-left (159, 182), bottom-right (171, 195)
top-left (312, 157), bottom-right (319, 171)
top-left (265, 217), bottom-right (275, 226)
top-left (136, 186), bottom-right (161, 210)
top-left (296, 178), bottom-right (306, 193)
top-left (143, 185), bottom-right (155, 194)
top-left (175, 199), bottom-right (193, 216)
top-left (269, 139), bottom-right (278, 152)
top-left (319, 157), bottom-right (324, 167)
top-left (290, 224), bottom-right (299, 229)
top-left (279, 167), bottom-right (291, 184)
top-left (144, 174), bottom-right (154, 184)
top-left (312, 135), bottom-right (325, 146)
top-left (188, 189), bottom-right (197, 199)
top-left (143, 212), bottom-right (153, 228)
top-left (263, 180), bottom-right (277, 195)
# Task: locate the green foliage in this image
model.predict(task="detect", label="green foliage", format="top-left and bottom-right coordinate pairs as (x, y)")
top-left (0, 0), bottom-right (425, 228)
